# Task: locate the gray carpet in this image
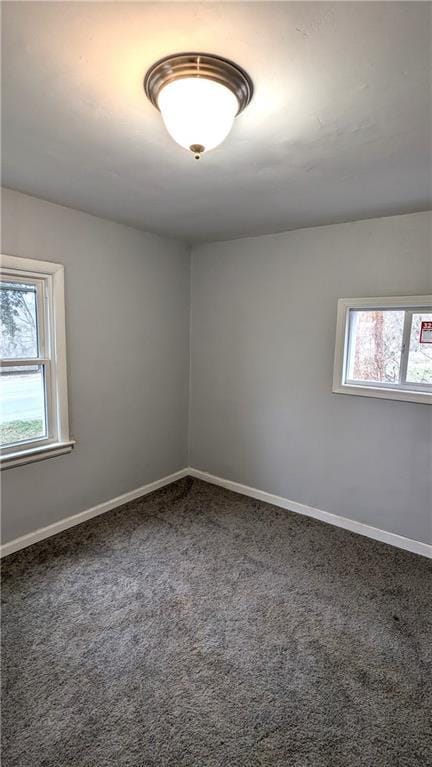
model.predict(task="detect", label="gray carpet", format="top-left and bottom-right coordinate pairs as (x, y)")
top-left (2, 477), bottom-right (431, 767)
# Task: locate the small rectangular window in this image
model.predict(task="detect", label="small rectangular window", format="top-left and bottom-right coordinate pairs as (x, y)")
top-left (0, 255), bottom-right (74, 468)
top-left (333, 296), bottom-right (432, 404)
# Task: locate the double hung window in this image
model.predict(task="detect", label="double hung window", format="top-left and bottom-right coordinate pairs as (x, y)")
top-left (0, 255), bottom-right (74, 468)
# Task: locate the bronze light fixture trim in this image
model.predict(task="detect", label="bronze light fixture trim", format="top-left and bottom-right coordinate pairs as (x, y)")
top-left (144, 52), bottom-right (253, 113)
top-left (144, 52), bottom-right (253, 158)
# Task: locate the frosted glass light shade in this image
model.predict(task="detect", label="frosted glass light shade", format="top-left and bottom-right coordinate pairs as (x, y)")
top-left (157, 77), bottom-right (239, 154)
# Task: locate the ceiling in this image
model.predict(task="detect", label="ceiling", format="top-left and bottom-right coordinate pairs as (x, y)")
top-left (2, 2), bottom-right (431, 243)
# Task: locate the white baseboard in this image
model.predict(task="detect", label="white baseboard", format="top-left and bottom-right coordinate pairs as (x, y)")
top-left (0, 468), bottom-right (189, 558)
top-left (2, 466), bottom-right (430, 560)
top-left (188, 468), bottom-right (432, 559)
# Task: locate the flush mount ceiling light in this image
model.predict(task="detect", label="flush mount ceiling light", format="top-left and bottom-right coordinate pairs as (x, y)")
top-left (144, 53), bottom-right (253, 159)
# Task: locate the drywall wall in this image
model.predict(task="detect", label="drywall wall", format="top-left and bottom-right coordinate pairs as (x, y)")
top-left (189, 212), bottom-right (432, 545)
top-left (2, 194), bottom-right (431, 549)
top-left (1, 188), bottom-right (190, 543)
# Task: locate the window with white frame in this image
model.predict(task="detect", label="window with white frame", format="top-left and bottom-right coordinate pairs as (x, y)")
top-left (0, 255), bottom-right (74, 468)
top-left (333, 296), bottom-right (432, 405)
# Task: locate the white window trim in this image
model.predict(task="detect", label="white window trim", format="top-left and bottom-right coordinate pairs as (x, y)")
top-left (333, 295), bottom-right (432, 405)
top-left (1, 254), bottom-right (75, 469)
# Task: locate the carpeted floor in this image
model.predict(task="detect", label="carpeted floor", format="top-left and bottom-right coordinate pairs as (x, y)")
top-left (1, 477), bottom-right (431, 767)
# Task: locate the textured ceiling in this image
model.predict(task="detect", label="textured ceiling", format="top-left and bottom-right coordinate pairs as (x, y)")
top-left (2, 1), bottom-right (431, 242)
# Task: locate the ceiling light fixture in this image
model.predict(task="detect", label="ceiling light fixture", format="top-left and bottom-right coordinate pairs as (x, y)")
top-left (144, 53), bottom-right (253, 159)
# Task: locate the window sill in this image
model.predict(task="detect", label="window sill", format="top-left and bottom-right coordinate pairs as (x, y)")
top-left (0, 440), bottom-right (75, 470)
top-left (333, 383), bottom-right (431, 405)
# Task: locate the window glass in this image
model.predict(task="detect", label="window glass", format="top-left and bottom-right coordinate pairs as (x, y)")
top-left (0, 256), bottom-right (72, 466)
top-left (346, 309), bottom-right (404, 384)
top-left (0, 281), bottom-right (39, 359)
top-left (406, 312), bottom-right (432, 385)
top-left (0, 365), bottom-right (46, 447)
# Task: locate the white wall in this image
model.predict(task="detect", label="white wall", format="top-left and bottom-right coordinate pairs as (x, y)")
top-left (1, 189), bottom-right (190, 543)
top-left (189, 212), bottom-right (432, 545)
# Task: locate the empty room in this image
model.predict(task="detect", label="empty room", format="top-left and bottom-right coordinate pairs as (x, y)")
top-left (1, 2), bottom-right (431, 765)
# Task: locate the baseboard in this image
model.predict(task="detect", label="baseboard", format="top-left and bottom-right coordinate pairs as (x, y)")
top-left (0, 468), bottom-right (189, 558)
top-left (3, 466), bottom-right (430, 560)
top-left (188, 468), bottom-right (432, 559)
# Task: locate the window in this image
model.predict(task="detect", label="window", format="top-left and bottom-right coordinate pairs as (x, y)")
top-left (333, 296), bottom-right (432, 405)
top-left (0, 255), bottom-right (74, 468)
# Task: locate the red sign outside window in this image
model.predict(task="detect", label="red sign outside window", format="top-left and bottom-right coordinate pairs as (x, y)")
top-left (420, 321), bottom-right (432, 344)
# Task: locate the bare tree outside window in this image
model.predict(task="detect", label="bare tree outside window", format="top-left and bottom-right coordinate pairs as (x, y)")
top-left (348, 310), bottom-right (404, 383)
top-left (0, 282), bottom-right (38, 359)
top-left (334, 297), bottom-right (431, 404)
